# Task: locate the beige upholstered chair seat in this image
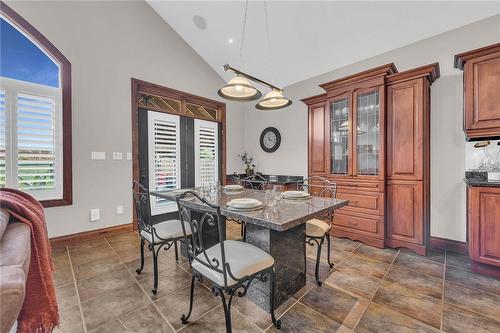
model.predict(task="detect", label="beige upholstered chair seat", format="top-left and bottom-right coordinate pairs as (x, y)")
top-left (140, 219), bottom-right (192, 243)
top-left (306, 218), bottom-right (330, 238)
top-left (192, 240), bottom-right (274, 287)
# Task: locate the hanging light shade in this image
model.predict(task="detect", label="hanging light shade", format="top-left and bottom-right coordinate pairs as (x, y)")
top-left (217, 75), bottom-right (262, 101)
top-left (255, 89), bottom-right (292, 110)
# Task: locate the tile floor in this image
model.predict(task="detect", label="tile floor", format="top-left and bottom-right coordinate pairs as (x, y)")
top-left (50, 223), bottom-right (500, 333)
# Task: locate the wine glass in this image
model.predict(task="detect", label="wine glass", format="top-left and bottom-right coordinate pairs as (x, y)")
top-left (265, 190), bottom-right (277, 207)
top-left (272, 185), bottom-right (283, 202)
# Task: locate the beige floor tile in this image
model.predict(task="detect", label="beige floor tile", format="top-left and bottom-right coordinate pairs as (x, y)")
top-left (155, 284), bottom-right (220, 330)
top-left (446, 265), bottom-right (500, 295)
top-left (444, 282), bottom-right (500, 320)
top-left (300, 285), bottom-right (369, 329)
top-left (372, 267), bottom-right (442, 328)
top-left (393, 253), bottom-right (444, 278)
top-left (181, 305), bottom-right (259, 333)
top-left (442, 303), bottom-right (500, 333)
top-left (267, 302), bottom-right (341, 333)
top-left (355, 303), bottom-right (439, 333)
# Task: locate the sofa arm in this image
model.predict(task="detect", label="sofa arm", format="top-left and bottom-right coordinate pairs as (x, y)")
top-left (0, 267), bottom-right (26, 333)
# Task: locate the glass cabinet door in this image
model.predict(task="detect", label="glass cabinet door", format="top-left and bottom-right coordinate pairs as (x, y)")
top-left (355, 90), bottom-right (380, 176)
top-left (330, 97), bottom-right (350, 175)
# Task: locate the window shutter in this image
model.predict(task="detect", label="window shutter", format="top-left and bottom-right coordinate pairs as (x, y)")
top-left (195, 119), bottom-right (218, 187)
top-left (0, 90), bottom-right (6, 187)
top-left (148, 111), bottom-right (181, 215)
top-left (16, 92), bottom-right (57, 191)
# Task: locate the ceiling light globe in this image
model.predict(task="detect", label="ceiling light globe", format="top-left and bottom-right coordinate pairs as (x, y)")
top-left (218, 75), bottom-right (262, 101)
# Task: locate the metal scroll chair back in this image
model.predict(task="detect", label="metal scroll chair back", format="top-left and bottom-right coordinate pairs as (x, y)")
top-left (132, 181), bottom-right (153, 234)
top-left (241, 174), bottom-right (268, 190)
top-left (176, 191), bottom-right (232, 287)
top-left (299, 176), bottom-right (337, 199)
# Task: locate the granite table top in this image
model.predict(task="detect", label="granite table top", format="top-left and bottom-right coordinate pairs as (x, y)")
top-left (150, 188), bottom-right (349, 232)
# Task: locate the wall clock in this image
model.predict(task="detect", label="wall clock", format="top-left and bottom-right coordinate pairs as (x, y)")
top-left (260, 127), bottom-right (281, 153)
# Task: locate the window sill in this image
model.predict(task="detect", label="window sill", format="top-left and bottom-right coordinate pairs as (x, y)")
top-left (41, 197), bottom-right (72, 208)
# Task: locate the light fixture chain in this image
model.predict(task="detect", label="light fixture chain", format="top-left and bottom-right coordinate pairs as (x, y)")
top-left (239, 0), bottom-right (249, 63)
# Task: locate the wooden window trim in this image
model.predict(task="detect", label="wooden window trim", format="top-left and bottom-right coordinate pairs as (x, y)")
top-left (1, 1), bottom-right (72, 207)
top-left (131, 78), bottom-right (227, 229)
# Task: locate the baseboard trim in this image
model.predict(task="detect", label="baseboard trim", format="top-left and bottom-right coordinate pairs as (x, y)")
top-left (50, 223), bottom-right (134, 245)
top-left (428, 236), bottom-right (468, 255)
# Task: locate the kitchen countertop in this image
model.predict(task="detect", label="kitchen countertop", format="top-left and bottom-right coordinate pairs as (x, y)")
top-left (227, 174), bottom-right (303, 185)
top-left (464, 178), bottom-right (500, 188)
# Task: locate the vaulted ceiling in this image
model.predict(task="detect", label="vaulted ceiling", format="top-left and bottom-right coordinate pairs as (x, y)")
top-left (147, 1), bottom-right (499, 87)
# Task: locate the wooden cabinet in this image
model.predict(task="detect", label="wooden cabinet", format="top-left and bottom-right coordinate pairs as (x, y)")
top-left (384, 64), bottom-right (438, 255)
top-left (308, 101), bottom-right (329, 175)
top-left (455, 43), bottom-right (500, 140)
top-left (468, 185), bottom-right (500, 276)
top-left (303, 63), bottom-right (439, 254)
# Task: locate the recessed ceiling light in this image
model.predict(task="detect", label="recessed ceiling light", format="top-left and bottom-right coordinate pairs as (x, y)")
top-left (228, 38), bottom-right (234, 44)
top-left (192, 15), bottom-right (207, 30)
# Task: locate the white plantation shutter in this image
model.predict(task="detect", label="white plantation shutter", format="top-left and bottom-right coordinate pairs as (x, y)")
top-left (195, 119), bottom-right (218, 187)
top-left (148, 111), bottom-right (180, 215)
top-left (16, 93), bottom-right (57, 191)
top-left (0, 90), bottom-right (6, 187)
top-left (0, 78), bottom-right (62, 199)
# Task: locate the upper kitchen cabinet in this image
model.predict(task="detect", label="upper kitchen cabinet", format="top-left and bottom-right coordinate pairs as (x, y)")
top-left (455, 43), bottom-right (500, 141)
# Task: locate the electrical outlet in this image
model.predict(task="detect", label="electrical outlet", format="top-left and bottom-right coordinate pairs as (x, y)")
top-left (126, 152), bottom-right (132, 160)
top-left (116, 205), bottom-right (124, 215)
top-left (90, 209), bottom-right (100, 222)
top-left (113, 152), bottom-right (123, 160)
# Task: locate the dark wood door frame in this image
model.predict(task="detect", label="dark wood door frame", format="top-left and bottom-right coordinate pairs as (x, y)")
top-left (131, 78), bottom-right (227, 230)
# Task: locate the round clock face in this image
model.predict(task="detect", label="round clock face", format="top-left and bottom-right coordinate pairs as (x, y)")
top-left (260, 127), bottom-right (281, 153)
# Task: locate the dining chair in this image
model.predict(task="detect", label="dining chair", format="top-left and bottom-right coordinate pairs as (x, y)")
top-left (241, 174), bottom-right (269, 190)
top-left (298, 176), bottom-right (337, 286)
top-left (132, 181), bottom-right (191, 294)
top-left (176, 191), bottom-right (281, 333)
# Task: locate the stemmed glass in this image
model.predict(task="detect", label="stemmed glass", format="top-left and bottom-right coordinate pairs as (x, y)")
top-left (272, 185), bottom-right (284, 203)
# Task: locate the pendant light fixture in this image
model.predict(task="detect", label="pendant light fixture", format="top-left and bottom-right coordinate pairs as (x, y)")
top-left (217, 75), bottom-right (262, 101)
top-left (217, 0), bottom-right (292, 110)
top-left (220, 64), bottom-right (292, 110)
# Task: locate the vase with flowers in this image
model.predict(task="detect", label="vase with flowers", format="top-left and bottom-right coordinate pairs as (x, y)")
top-left (239, 152), bottom-right (255, 177)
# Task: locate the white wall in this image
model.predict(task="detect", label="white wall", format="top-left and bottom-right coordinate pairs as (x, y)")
top-left (6, 1), bottom-right (245, 237)
top-left (242, 15), bottom-right (500, 242)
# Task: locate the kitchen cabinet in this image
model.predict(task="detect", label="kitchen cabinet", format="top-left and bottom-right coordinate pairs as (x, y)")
top-left (467, 183), bottom-right (500, 277)
top-left (455, 43), bottom-right (500, 140)
top-left (303, 63), bottom-right (439, 254)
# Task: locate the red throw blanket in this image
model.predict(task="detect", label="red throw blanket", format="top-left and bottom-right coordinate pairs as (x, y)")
top-left (0, 188), bottom-right (59, 333)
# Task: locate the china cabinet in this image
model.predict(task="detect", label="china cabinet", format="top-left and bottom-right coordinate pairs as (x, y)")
top-left (455, 43), bottom-right (500, 141)
top-left (302, 63), bottom-right (439, 254)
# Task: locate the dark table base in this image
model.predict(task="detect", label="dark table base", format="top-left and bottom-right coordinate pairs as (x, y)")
top-left (244, 223), bottom-right (306, 312)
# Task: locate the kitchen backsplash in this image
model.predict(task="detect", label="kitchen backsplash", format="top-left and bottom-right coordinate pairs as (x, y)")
top-left (466, 139), bottom-right (500, 171)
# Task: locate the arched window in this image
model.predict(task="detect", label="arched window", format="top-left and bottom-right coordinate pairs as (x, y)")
top-left (0, 2), bottom-right (72, 206)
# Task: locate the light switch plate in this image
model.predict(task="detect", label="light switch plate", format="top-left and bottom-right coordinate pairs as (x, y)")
top-left (91, 152), bottom-right (106, 160)
top-left (113, 152), bottom-right (123, 160)
top-left (90, 209), bottom-right (100, 222)
top-left (116, 205), bottom-right (124, 215)
top-left (126, 152), bottom-right (132, 160)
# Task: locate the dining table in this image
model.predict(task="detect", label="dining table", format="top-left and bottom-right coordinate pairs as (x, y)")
top-left (150, 187), bottom-right (349, 312)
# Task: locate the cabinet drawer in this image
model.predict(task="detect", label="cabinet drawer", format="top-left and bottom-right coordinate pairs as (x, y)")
top-left (336, 191), bottom-right (384, 216)
top-left (333, 180), bottom-right (384, 193)
top-left (333, 212), bottom-right (383, 238)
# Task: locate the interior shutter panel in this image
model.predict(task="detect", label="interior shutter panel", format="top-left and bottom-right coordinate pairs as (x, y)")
top-left (148, 111), bottom-right (181, 215)
top-left (0, 90), bottom-right (6, 187)
top-left (16, 92), bottom-right (57, 191)
top-left (195, 119), bottom-right (218, 187)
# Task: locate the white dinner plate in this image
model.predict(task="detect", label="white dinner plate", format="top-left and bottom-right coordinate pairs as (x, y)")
top-left (283, 191), bottom-right (310, 198)
top-left (226, 204), bottom-right (265, 212)
top-left (227, 198), bottom-right (263, 209)
top-left (223, 184), bottom-right (243, 191)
